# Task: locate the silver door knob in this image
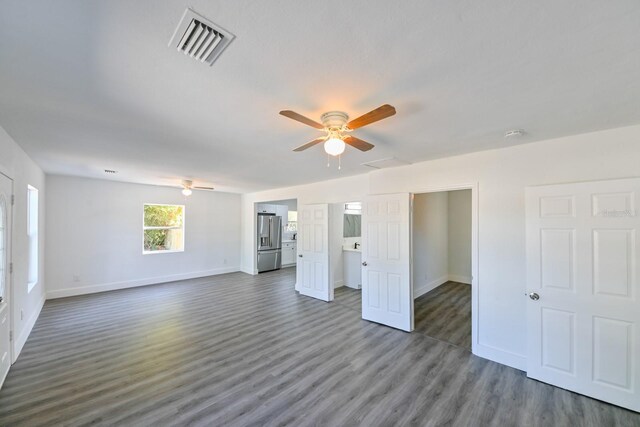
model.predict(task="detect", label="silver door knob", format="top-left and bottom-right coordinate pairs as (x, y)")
top-left (298, 254), bottom-right (303, 258)
top-left (528, 292), bottom-right (540, 301)
top-left (362, 262), bottom-right (368, 266)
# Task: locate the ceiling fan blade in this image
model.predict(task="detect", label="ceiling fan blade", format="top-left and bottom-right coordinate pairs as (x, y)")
top-left (194, 186), bottom-right (215, 191)
top-left (293, 137), bottom-right (325, 152)
top-left (344, 135), bottom-right (375, 152)
top-left (280, 110), bottom-right (324, 129)
top-left (347, 104), bottom-right (396, 130)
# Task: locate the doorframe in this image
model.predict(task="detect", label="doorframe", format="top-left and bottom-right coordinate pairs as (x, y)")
top-left (0, 169), bottom-right (15, 366)
top-left (410, 182), bottom-right (479, 354)
top-left (251, 198), bottom-right (299, 280)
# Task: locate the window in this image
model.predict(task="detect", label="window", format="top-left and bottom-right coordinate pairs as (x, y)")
top-left (344, 202), bottom-right (362, 215)
top-left (286, 210), bottom-right (297, 232)
top-left (27, 185), bottom-right (38, 291)
top-left (143, 204), bottom-right (185, 254)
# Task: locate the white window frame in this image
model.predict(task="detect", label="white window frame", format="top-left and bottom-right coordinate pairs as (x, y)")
top-left (27, 185), bottom-right (38, 292)
top-left (142, 203), bottom-right (185, 255)
top-left (344, 201), bottom-right (362, 215)
top-left (286, 210), bottom-right (297, 232)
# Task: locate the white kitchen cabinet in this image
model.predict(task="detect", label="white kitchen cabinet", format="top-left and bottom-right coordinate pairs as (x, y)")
top-left (282, 241), bottom-right (297, 267)
top-left (256, 204), bottom-right (276, 214)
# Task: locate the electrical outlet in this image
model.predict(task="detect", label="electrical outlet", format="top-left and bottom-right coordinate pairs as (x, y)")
top-left (223, 259), bottom-right (227, 265)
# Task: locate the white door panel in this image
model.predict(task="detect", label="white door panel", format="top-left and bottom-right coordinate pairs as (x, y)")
top-left (526, 178), bottom-right (640, 412)
top-left (361, 193), bottom-right (413, 332)
top-left (297, 204), bottom-right (330, 301)
top-left (0, 173), bottom-right (12, 389)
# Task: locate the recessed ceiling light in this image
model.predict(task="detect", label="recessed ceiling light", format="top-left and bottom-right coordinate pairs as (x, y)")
top-left (104, 169), bottom-right (118, 174)
top-left (504, 129), bottom-right (525, 138)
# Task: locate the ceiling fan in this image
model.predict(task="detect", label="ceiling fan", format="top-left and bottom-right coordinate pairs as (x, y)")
top-left (180, 179), bottom-right (214, 196)
top-left (279, 104), bottom-right (396, 165)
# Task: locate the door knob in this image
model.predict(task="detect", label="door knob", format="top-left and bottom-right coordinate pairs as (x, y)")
top-left (528, 292), bottom-right (540, 301)
top-left (362, 261), bottom-right (368, 266)
top-left (298, 254), bottom-right (303, 258)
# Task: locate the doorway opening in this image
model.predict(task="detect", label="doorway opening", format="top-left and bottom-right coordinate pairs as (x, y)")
top-left (412, 189), bottom-right (472, 350)
top-left (254, 198), bottom-right (297, 277)
top-left (331, 201), bottom-right (363, 311)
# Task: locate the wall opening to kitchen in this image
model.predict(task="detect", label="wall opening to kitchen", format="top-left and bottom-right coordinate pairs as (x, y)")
top-left (255, 199), bottom-right (298, 277)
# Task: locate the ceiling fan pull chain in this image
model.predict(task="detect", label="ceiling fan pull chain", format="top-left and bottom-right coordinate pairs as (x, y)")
top-left (338, 154), bottom-right (342, 170)
top-left (327, 153), bottom-right (330, 168)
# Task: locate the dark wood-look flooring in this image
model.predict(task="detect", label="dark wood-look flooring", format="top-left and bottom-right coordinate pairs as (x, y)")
top-left (335, 281), bottom-right (471, 350)
top-left (414, 281), bottom-right (472, 350)
top-left (0, 269), bottom-right (638, 426)
top-left (333, 285), bottom-right (362, 312)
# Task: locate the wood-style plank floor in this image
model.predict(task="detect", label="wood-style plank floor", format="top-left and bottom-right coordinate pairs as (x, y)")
top-left (1, 269), bottom-right (638, 426)
top-left (414, 281), bottom-right (471, 350)
top-left (335, 281), bottom-right (471, 350)
top-left (333, 285), bottom-right (362, 312)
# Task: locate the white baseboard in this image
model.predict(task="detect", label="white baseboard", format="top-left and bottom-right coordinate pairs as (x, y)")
top-left (46, 266), bottom-right (240, 299)
top-left (448, 274), bottom-right (472, 285)
top-left (334, 280), bottom-right (344, 289)
top-left (414, 275), bottom-right (449, 299)
top-left (474, 343), bottom-right (526, 371)
top-left (13, 295), bottom-right (46, 362)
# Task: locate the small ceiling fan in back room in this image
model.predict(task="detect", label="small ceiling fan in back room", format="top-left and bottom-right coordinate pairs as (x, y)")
top-left (179, 180), bottom-right (214, 196)
top-left (279, 104), bottom-right (396, 169)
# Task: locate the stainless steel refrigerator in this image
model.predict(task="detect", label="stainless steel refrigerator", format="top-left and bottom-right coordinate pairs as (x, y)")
top-left (257, 213), bottom-right (282, 272)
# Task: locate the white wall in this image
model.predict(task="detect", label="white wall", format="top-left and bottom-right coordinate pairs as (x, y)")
top-left (0, 125), bottom-right (46, 361)
top-left (261, 199), bottom-right (297, 212)
top-left (240, 124), bottom-right (640, 370)
top-left (448, 190), bottom-right (472, 283)
top-left (45, 176), bottom-right (241, 298)
top-left (413, 192), bottom-right (449, 297)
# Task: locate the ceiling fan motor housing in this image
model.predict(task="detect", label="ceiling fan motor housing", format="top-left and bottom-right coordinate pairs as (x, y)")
top-left (320, 111), bottom-right (349, 130)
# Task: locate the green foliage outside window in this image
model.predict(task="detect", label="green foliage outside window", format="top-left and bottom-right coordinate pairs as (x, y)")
top-left (143, 204), bottom-right (184, 252)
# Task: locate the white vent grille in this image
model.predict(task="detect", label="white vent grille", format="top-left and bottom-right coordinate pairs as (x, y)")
top-left (361, 157), bottom-right (411, 170)
top-left (169, 8), bottom-right (235, 66)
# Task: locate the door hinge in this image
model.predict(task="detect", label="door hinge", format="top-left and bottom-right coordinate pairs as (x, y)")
top-left (9, 331), bottom-right (12, 341)
top-left (9, 263), bottom-right (12, 274)
top-left (11, 195), bottom-right (15, 206)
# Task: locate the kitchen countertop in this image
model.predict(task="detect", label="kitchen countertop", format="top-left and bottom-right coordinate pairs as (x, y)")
top-left (343, 247), bottom-right (362, 253)
top-left (283, 240), bottom-right (297, 243)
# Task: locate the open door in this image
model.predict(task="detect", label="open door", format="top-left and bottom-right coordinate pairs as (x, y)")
top-left (0, 173), bottom-right (12, 388)
top-left (297, 204), bottom-right (330, 302)
top-left (361, 193), bottom-right (413, 331)
top-left (526, 178), bottom-right (640, 412)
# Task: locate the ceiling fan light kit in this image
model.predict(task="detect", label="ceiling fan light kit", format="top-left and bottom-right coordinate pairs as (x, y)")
top-left (324, 137), bottom-right (346, 156)
top-left (180, 179), bottom-right (214, 196)
top-left (279, 104), bottom-right (396, 169)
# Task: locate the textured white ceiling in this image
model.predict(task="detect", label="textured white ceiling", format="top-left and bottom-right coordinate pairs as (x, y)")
top-left (1, 1), bottom-right (639, 192)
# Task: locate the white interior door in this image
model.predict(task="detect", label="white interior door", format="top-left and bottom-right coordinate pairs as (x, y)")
top-left (526, 178), bottom-right (640, 412)
top-left (297, 204), bottom-right (330, 302)
top-left (0, 173), bottom-right (12, 388)
top-left (361, 193), bottom-right (413, 331)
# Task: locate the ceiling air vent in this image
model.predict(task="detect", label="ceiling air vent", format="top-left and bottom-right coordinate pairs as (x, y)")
top-left (361, 157), bottom-right (411, 170)
top-left (169, 8), bottom-right (235, 66)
